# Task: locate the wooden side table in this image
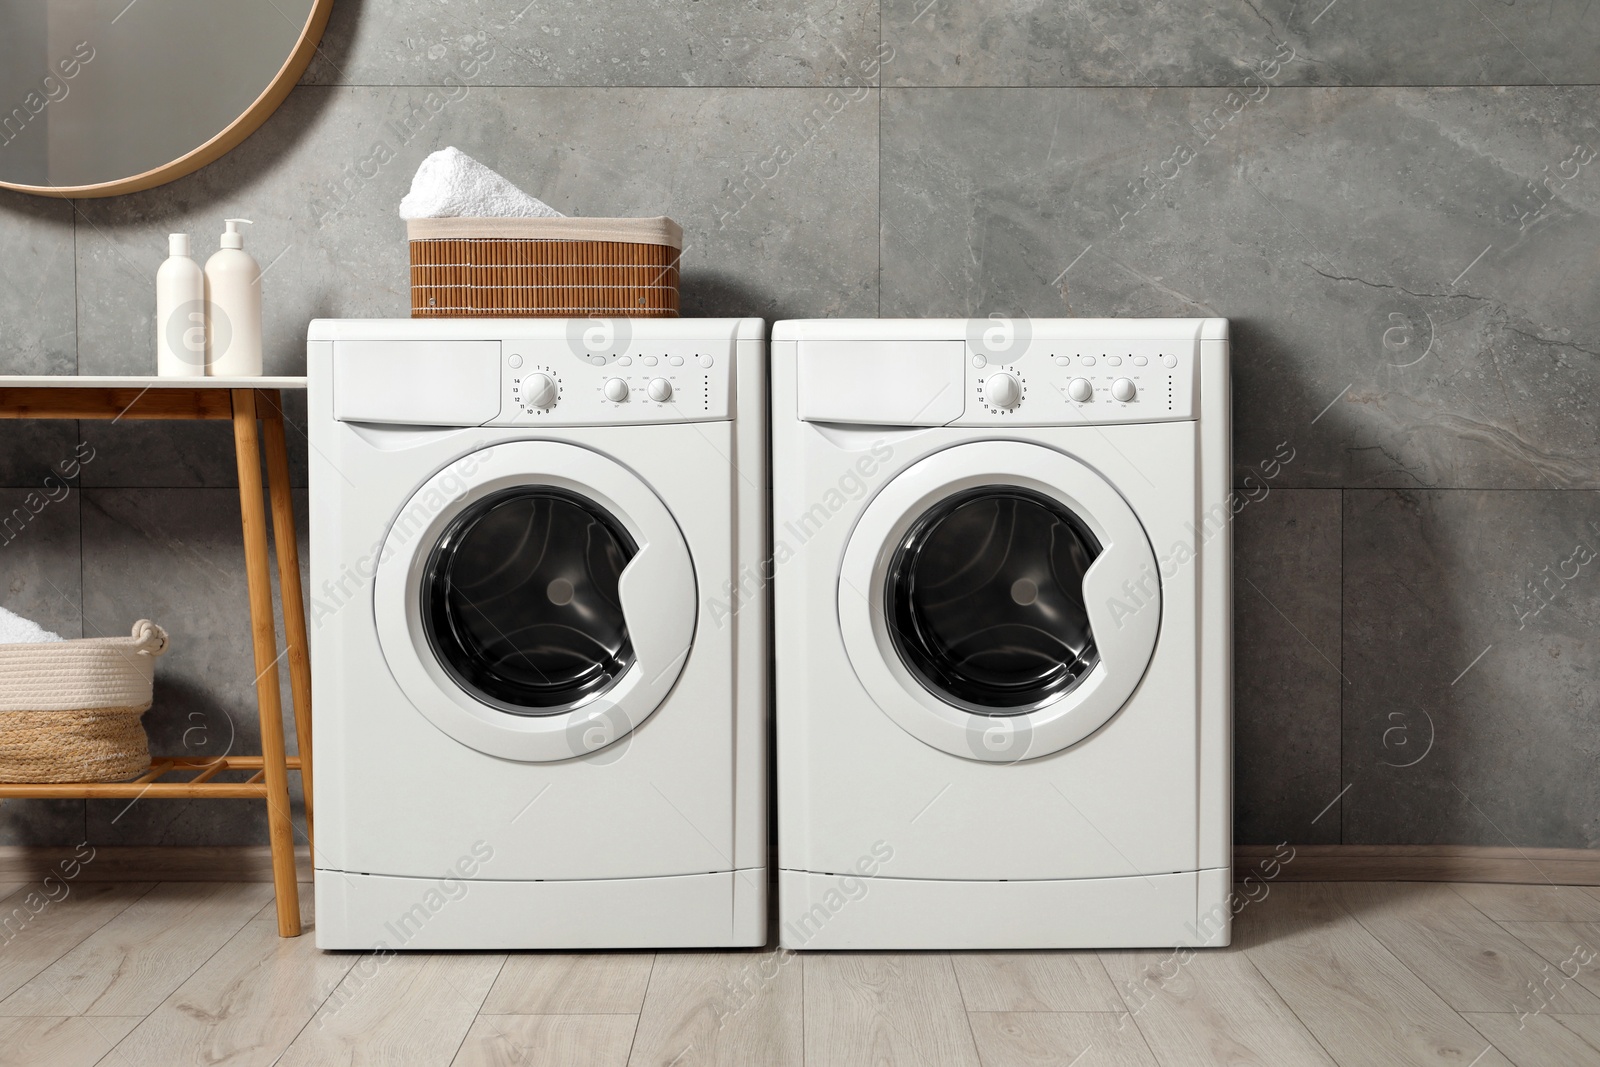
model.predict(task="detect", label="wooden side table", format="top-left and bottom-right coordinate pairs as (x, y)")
top-left (0, 377), bottom-right (313, 936)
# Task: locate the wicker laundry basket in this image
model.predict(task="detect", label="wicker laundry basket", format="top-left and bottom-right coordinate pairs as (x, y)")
top-left (0, 620), bottom-right (168, 783)
top-left (408, 216), bottom-right (682, 318)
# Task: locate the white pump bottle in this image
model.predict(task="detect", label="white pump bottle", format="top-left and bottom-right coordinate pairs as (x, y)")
top-left (204, 218), bottom-right (263, 377)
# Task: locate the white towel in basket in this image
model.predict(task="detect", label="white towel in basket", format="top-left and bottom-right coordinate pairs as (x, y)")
top-left (399, 147), bottom-right (563, 220)
top-left (0, 605), bottom-right (61, 644)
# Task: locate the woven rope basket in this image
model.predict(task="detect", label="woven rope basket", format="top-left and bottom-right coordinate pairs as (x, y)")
top-left (0, 621), bottom-right (168, 783)
top-left (408, 216), bottom-right (682, 318)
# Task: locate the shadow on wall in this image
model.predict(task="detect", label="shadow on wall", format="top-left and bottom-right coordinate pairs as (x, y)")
top-left (680, 270), bottom-right (788, 324)
top-left (141, 673), bottom-right (252, 764)
top-left (1226, 317), bottom-right (1343, 482)
top-left (305, 0), bottom-right (367, 87)
top-left (1225, 316), bottom-right (1471, 851)
top-left (1343, 488), bottom-right (1530, 849)
top-left (1228, 315), bottom-right (1341, 849)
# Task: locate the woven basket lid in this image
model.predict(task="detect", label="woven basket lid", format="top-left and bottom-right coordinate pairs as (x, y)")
top-left (406, 216), bottom-right (683, 249)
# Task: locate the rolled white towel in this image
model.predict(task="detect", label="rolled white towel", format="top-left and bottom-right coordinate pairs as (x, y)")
top-left (399, 147), bottom-right (563, 220)
top-left (0, 605), bottom-right (62, 644)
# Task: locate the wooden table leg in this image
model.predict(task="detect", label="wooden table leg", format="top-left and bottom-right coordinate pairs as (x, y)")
top-left (259, 391), bottom-right (314, 860)
top-left (232, 389), bottom-right (302, 937)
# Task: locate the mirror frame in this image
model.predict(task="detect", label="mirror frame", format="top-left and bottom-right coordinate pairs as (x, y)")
top-left (0, 0), bottom-right (333, 199)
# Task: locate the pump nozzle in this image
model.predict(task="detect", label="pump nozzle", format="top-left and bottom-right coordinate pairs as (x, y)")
top-left (220, 218), bottom-right (253, 249)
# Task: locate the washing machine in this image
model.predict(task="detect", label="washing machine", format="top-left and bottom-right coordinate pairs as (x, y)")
top-left (772, 318), bottom-right (1231, 949)
top-left (307, 317), bottom-right (767, 949)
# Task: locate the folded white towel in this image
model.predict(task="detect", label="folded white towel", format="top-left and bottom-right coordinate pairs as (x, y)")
top-left (398, 147), bottom-right (563, 220)
top-left (0, 605), bottom-right (62, 644)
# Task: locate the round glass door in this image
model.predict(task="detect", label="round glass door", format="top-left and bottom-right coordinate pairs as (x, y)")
top-left (374, 441), bottom-right (696, 763)
top-left (422, 487), bottom-right (638, 715)
top-left (837, 441), bottom-right (1162, 762)
top-left (886, 487), bottom-right (1102, 713)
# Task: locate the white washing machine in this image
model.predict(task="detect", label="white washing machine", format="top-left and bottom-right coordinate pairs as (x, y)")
top-left (772, 318), bottom-right (1231, 949)
top-left (307, 318), bottom-right (767, 949)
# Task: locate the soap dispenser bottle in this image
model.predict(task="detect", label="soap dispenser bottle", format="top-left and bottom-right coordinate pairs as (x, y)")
top-left (155, 233), bottom-right (206, 376)
top-left (204, 218), bottom-right (262, 377)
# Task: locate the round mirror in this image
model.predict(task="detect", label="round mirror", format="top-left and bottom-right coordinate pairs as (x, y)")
top-left (0, 0), bottom-right (331, 198)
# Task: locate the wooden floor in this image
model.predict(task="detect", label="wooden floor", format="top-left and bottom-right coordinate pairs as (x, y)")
top-left (1, 880), bottom-right (1598, 1065)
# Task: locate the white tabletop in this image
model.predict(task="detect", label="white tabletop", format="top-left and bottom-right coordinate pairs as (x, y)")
top-left (0, 376), bottom-right (307, 389)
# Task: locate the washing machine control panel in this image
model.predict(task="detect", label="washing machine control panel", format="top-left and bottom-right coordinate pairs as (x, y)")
top-left (961, 339), bottom-right (1199, 425)
top-left (490, 338), bottom-right (734, 425)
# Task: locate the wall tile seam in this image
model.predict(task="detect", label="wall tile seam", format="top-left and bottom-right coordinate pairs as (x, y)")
top-left (290, 81), bottom-right (888, 90)
top-left (4, 483), bottom-right (1578, 497)
top-left (1338, 485), bottom-right (1345, 846)
top-left (1232, 488), bottom-right (1600, 493)
top-left (875, 83), bottom-right (1600, 89)
top-left (74, 487), bottom-right (310, 497)
top-left (285, 82), bottom-right (1600, 89)
top-left (1333, 487), bottom-right (1600, 493)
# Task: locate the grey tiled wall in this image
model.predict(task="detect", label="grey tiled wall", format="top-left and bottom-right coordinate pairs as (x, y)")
top-left (0, 1), bottom-right (1595, 849)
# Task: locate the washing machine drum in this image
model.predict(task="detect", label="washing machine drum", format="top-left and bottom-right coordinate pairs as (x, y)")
top-left (422, 486), bottom-right (639, 715)
top-left (887, 486), bottom-right (1102, 711)
top-left (374, 442), bottom-right (696, 763)
top-left (839, 441), bottom-right (1160, 762)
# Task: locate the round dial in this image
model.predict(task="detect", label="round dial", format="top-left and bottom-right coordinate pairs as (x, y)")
top-left (984, 372), bottom-right (1022, 409)
top-left (602, 377), bottom-right (629, 403)
top-left (524, 373), bottom-right (558, 409)
top-left (647, 378), bottom-right (673, 402)
top-left (1111, 377), bottom-right (1137, 403)
top-left (1067, 377), bottom-right (1093, 403)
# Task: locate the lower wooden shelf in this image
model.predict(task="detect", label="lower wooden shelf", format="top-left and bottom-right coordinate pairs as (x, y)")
top-left (0, 756), bottom-right (305, 799)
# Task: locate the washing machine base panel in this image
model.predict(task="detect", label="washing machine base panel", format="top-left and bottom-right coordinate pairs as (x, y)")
top-left (315, 868), bottom-right (768, 950)
top-left (778, 867), bottom-right (1232, 949)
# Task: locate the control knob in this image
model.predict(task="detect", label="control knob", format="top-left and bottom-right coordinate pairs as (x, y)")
top-left (602, 377), bottom-right (629, 403)
top-left (524, 372), bottom-right (558, 409)
top-left (1111, 377), bottom-right (1137, 403)
top-left (984, 372), bottom-right (1022, 409)
top-left (1066, 378), bottom-right (1093, 403)
top-left (647, 377), bottom-right (673, 402)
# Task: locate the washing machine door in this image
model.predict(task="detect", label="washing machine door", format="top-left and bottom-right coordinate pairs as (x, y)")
top-left (838, 441), bottom-right (1160, 762)
top-left (373, 441), bottom-right (695, 762)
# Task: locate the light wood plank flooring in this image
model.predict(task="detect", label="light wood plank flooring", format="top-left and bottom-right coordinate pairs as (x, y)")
top-left (0, 880), bottom-right (1598, 1065)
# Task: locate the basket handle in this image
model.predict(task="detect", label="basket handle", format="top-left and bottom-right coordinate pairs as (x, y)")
top-left (129, 620), bottom-right (169, 657)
